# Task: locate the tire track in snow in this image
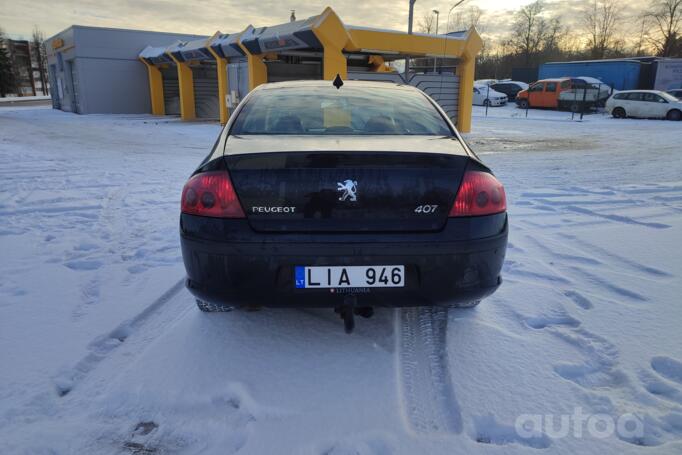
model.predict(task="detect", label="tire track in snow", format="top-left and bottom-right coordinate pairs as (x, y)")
top-left (397, 306), bottom-right (462, 435)
top-left (53, 278), bottom-right (187, 396)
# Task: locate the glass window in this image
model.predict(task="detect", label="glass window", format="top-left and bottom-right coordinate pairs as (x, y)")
top-left (560, 80), bottom-right (571, 89)
top-left (529, 83), bottom-right (544, 92)
top-left (613, 93), bottom-right (627, 100)
top-left (642, 93), bottom-right (667, 103)
top-left (660, 92), bottom-right (679, 102)
top-left (546, 82), bottom-right (557, 92)
top-left (626, 92), bottom-right (643, 101)
top-left (231, 85), bottom-right (453, 136)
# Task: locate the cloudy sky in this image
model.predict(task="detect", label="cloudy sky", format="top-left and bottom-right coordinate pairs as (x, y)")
top-left (2, 0), bottom-right (540, 39)
top-left (2, 0), bottom-right (645, 48)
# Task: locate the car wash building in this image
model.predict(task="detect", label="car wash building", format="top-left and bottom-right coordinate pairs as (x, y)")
top-left (47, 8), bottom-right (484, 132)
top-left (45, 26), bottom-right (205, 114)
top-left (138, 7), bottom-right (483, 132)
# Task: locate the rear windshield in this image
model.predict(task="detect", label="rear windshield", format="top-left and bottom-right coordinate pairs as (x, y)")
top-left (230, 85), bottom-right (453, 136)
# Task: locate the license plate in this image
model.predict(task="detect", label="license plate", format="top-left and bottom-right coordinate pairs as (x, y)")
top-left (295, 265), bottom-right (405, 289)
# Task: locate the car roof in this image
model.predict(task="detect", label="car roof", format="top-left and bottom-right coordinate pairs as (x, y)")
top-left (536, 78), bottom-right (570, 83)
top-left (254, 79), bottom-right (420, 92)
top-left (615, 89), bottom-right (669, 94)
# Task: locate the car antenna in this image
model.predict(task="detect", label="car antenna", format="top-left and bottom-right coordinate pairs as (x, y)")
top-left (333, 74), bottom-right (344, 90)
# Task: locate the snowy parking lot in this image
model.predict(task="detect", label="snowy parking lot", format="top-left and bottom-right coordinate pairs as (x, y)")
top-left (1, 104), bottom-right (681, 454)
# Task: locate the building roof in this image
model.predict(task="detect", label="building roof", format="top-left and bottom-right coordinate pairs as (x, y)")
top-left (46, 25), bottom-right (206, 43)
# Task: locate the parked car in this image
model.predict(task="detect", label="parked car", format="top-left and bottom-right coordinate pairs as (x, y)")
top-left (515, 78), bottom-right (599, 111)
top-left (490, 81), bottom-right (529, 101)
top-left (572, 77), bottom-right (614, 104)
top-left (473, 85), bottom-right (508, 106)
top-left (606, 90), bottom-right (682, 120)
top-left (179, 80), bottom-right (508, 332)
top-left (667, 89), bottom-right (682, 100)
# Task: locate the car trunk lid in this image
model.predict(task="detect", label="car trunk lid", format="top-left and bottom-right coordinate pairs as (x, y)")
top-left (224, 135), bottom-right (470, 233)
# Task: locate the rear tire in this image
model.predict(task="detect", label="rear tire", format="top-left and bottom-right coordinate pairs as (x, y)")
top-left (612, 107), bottom-right (626, 118)
top-left (195, 299), bottom-right (234, 312)
top-left (666, 109), bottom-right (681, 121)
top-left (518, 99), bottom-right (529, 109)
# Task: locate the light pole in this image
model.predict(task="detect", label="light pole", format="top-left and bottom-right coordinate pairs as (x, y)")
top-left (432, 9), bottom-right (439, 72)
top-left (445, 0), bottom-right (466, 34)
top-left (439, 0), bottom-right (466, 74)
top-left (408, 0), bottom-right (417, 34)
top-left (406, 0), bottom-right (417, 78)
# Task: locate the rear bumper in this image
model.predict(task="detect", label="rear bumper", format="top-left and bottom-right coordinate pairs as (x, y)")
top-left (180, 213), bottom-right (508, 308)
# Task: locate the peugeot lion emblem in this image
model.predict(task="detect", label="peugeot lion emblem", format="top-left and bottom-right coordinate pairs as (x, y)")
top-left (337, 179), bottom-right (358, 202)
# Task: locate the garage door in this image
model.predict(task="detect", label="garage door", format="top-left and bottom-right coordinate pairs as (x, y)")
top-left (192, 63), bottom-right (219, 120)
top-left (347, 72), bottom-right (460, 123)
top-left (161, 67), bottom-right (180, 116)
top-left (266, 61), bottom-right (322, 82)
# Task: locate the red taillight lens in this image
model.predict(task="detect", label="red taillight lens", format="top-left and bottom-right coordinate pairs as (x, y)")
top-left (449, 170), bottom-right (506, 217)
top-left (181, 171), bottom-right (245, 218)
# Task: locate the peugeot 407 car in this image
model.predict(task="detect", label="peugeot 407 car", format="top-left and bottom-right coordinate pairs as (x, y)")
top-left (180, 80), bottom-right (508, 332)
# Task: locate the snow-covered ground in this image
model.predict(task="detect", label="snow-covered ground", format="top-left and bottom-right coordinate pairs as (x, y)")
top-left (1, 104), bottom-right (681, 454)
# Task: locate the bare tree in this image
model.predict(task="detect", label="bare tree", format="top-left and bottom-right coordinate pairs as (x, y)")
top-left (582, 0), bottom-right (622, 59)
top-left (32, 27), bottom-right (48, 96)
top-left (647, 0), bottom-right (682, 56)
top-left (506, 1), bottom-right (551, 65)
top-left (417, 12), bottom-right (435, 34)
top-left (448, 6), bottom-right (484, 32)
top-left (543, 17), bottom-right (565, 54)
top-left (632, 15), bottom-right (652, 55)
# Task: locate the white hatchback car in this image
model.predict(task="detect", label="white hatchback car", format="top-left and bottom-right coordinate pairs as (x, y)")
top-left (473, 85), bottom-right (508, 106)
top-left (606, 90), bottom-right (682, 121)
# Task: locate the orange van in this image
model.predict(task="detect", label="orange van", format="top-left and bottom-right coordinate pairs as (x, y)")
top-left (516, 78), bottom-right (573, 109)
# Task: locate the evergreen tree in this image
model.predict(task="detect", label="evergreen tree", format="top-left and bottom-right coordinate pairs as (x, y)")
top-left (0, 27), bottom-right (17, 97)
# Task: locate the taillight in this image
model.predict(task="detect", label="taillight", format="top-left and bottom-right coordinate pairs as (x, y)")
top-left (449, 170), bottom-right (506, 217)
top-left (181, 171), bottom-right (245, 218)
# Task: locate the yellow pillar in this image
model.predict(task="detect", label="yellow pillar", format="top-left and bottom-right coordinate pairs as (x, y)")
top-left (139, 59), bottom-right (165, 115)
top-left (312, 7), bottom-right (350, 80)
top-left (321, 47), bottom-right (347, 80)
top-left (167, 53), bottom-right (196, 121)
top-left (206, 33), bottom-right (230, 125)
top-left (237, 42), bottom-right (267, 90)
top-left (455, 28), bottom-right (483, 133)
top-left (456, 56), bottom-right (475, 133)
